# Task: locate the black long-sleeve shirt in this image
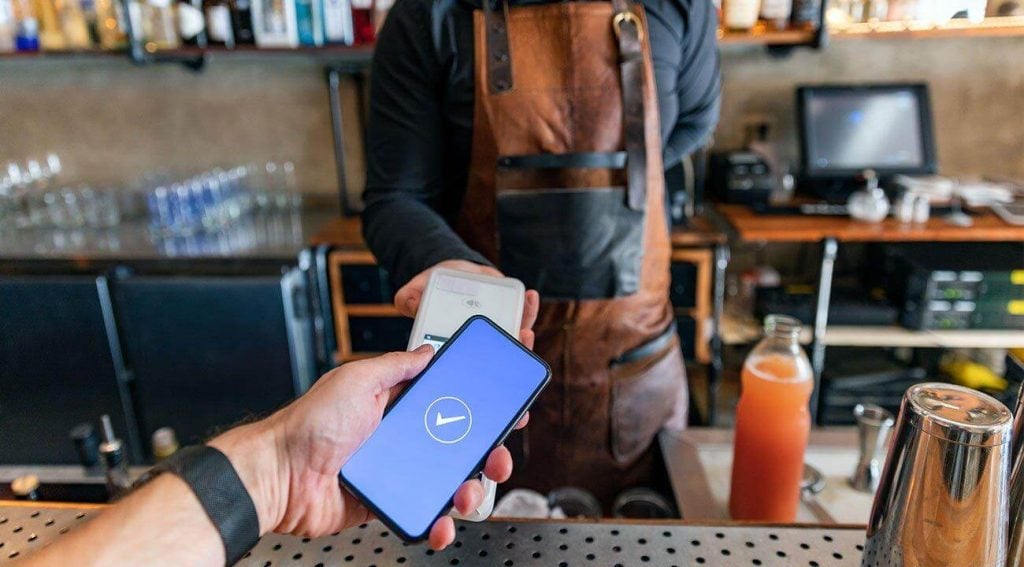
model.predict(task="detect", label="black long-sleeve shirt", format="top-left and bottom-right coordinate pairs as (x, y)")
top-left (362, 0), bottom-right (721, 288)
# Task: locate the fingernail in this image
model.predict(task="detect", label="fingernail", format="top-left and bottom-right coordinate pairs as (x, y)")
top-left (415, 344), bottom-right (434, 354)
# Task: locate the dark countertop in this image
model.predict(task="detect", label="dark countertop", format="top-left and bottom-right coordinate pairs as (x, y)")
top-left (0, 209), bottom-right (338, 264)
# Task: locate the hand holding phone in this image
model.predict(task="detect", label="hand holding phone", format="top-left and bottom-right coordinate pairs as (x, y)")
top-left (341, 316), bottom-right (551, 541)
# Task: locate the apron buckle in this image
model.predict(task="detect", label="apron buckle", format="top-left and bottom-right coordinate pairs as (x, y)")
top-left (612, 11), bottom-right (643, 42)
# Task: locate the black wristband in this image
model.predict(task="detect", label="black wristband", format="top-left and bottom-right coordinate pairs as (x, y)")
top-left (155, 445), bottom-right (261, 565)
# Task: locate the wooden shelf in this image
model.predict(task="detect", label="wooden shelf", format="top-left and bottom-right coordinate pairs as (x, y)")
top-left (716, 204), bottom-right (1024, 243)
top-left (335, 351), bottom-right (383, 364)
top-left (7, 16), bottom-right (1022, 64)
top-left (831, 16), bottom-right (1024, 40)
top-left (345, 304), bottom-right (400, 317)
top-left (718, 28), bottom-right (816, 46)
top-left (722, 312), bottom-right (1024, 348)
top-left (0, 44), bottom-right (373, 63)
top-left (0, 48), bottom-right (126, 60)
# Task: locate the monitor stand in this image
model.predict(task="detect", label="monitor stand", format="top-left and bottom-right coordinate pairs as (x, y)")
top-left (798, 176), bottom-right (900, 204)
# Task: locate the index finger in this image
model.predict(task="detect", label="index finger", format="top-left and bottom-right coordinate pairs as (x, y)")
top-left (521, 290), bottom-right (540, 331)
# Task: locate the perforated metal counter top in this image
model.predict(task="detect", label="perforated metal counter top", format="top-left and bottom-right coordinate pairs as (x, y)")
top-left (0, 503), bottom-right (867, 566)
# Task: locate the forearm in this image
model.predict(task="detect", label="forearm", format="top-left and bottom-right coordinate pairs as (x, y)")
top-left (362, 196), bottom-right (491, 288)
top-left (23, 421), bottom-right (286, 567)
top-left (22, 475), bottom-right (223, 567)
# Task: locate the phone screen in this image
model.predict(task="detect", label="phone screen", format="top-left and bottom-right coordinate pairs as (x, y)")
top-left (341, 316), bottom-right (550, 540)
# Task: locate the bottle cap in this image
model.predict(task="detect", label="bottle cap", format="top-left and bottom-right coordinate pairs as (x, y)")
top-left (151, 427), bottom-right (179, 460)
top-left (70, 423), bottom-right (100, 468)
top-left (11, 475), bottom-right (40, 497)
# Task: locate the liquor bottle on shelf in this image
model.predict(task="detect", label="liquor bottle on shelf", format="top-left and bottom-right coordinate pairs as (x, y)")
top-left (79, 0), bottom-right (100, 44)
top-left (250, 0), bottom-right (298, 47)
top-left (0, 0), bottom-right (16, 51)
top-left (141, 0), bottom-right (180, 49)
top-left (885, 0), bottom-right (913, 21)
top-left (33, 0), bottom-right (66, 49)
top-left (320, 0), bottom-right (351, 44)
top-left (13, 0), bottom-right (40, 51)
top-left (93, 0), bottom-right (126, 48)
top-left (204, 0), bottom-right (235, 47)
top-left (293, 0), bottom-right (322, 45)
top-left (57, 0), bottom-right (92, 48)
top-left (864, 0), bottom-right (887, 21)
top-left (229, 0), bottom-right (254, 44)
top-left (177, 0), bottom-right (207, 46)
top-left (760, 0), bottom-right (793, 29)
top-left (790, 0), bottom-right (821, 29)
top-left (350, 0), bottom-right (372, 43)
top-left (723, 0), bottom-right (761, 30)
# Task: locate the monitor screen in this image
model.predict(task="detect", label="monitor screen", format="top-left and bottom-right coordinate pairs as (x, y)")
top-left (798, 84), bottom-right (936, 177)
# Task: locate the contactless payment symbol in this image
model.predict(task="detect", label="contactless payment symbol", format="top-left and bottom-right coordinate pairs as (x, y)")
top-left (424, 396), bottom-right (473, 444)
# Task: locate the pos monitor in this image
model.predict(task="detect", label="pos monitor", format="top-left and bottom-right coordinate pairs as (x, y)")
top-left (797, 83), bottom-right (937, 200)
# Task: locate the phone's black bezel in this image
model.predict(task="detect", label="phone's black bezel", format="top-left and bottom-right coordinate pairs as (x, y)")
top-left (338, 315), bottom-right (552, 542)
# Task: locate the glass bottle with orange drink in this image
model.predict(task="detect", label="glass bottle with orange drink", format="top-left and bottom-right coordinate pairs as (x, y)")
top-left (729, 314), bottom-right (814, 522)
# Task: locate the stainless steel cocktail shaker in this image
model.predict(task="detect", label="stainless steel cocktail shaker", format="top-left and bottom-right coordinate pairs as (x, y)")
top-left (862, 383), bottom-right (1013, 567)
top-left (1005, 380), bottom-right (1024, 566)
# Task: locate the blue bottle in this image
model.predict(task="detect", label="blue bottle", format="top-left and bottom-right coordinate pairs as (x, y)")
top-left (294, 0), bottom-right (314, 45)
top-left (15, 16), bottom-right (39, 51)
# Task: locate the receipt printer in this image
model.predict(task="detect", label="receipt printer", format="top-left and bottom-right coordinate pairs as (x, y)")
top-left (709, 151), bottom-right (775, 205)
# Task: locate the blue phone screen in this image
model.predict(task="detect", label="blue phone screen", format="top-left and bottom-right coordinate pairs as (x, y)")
top-left (341, 317), bottom-right (550, 539)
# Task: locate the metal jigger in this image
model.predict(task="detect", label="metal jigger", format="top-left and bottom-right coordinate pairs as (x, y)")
top-left (849, 403), bottom-right (895, 493)
top-left (862, 383), bottom-right (1013, 567)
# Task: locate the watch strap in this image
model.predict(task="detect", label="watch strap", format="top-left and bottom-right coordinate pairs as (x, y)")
top-left (156, 445), bottom-right (261, 565)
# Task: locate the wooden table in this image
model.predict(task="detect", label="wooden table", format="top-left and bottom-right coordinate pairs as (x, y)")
top-left (715, 204), bottom-right (1024, 421)
top-left (716, 204), bottom-right (1024, 243)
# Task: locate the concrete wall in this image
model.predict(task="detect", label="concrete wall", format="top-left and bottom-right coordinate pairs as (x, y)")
top-left (716, 36), bottom-right (1024, 179)
top-left (0, 57), bottom-right (363, 196)
top-left (1, 35), bottom-right (1023, 196)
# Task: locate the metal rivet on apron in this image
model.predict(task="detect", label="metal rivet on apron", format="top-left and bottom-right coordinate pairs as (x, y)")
top-left (492, 23), bottom-right (505, 33)
top-left (495, 53), bottom-right (509, 63)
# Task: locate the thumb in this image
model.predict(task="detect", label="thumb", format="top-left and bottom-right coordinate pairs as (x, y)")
top-left (363, 345), bottom-right (435, 391)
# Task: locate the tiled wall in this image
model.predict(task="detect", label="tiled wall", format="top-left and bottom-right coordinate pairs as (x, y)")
top-left (1, 35), bottom-right (1023, 196)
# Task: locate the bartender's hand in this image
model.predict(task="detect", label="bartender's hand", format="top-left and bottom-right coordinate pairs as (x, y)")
top-left (394, 260), bottom-right (540, 348)
top-left (211, 345), bottom-right (525, 551)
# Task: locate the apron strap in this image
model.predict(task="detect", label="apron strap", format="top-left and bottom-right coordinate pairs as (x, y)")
top-left (483, 0), bottom-right (514, 93)
top-left (483, 0), bottom-right (647, 211)
top-left (611, 0), bottom-right (647, 211)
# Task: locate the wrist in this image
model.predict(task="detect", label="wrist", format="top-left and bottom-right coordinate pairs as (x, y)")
top-left (208, 418), bottom-right (289, 535)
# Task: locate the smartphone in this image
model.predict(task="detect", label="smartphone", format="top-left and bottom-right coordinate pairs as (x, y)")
top-left (340, 316), bottom-right (551, 541)
top-left (407, 268), bottom-right (525, 351)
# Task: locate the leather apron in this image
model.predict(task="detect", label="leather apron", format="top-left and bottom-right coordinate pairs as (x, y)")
top-left (457, 0), bottom-right (687, 505)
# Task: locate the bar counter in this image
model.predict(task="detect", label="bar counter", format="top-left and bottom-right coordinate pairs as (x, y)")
top-left (0, 500), bottom-right (866, 566)
top-left (0, 209), bottom-right (338, 262)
